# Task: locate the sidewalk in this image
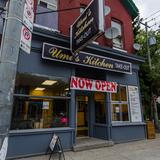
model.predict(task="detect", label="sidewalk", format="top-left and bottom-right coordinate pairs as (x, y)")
top-left (16, 135), bottom-right (160, 160)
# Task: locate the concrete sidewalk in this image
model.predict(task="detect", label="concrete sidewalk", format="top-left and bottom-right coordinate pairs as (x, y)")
top-left (16, 135), bottom-right (160, 160)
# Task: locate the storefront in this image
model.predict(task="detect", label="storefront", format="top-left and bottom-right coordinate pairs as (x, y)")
top-left (7, 27), bottom-right (146, 159)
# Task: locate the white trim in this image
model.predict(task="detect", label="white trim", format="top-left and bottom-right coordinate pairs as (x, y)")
top-left (112, 47), bottom-right (127, 53)
top-left (33, 23), bottom-right (60, 33)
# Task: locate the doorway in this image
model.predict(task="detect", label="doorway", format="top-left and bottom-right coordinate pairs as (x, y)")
top-left (76, 95), bottom-right (88, 137)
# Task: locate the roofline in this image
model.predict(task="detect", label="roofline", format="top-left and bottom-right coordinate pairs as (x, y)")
top-left (121, 0), bottom-right (139, 19)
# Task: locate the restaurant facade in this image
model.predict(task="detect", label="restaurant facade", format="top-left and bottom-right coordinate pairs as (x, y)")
top-left (7, 26), bottom-right (146, 158)
top-left (6, 0), bottom-right (146, 158)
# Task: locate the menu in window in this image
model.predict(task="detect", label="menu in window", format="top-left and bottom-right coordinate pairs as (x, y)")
top-left (128, 86), bottom-right (142, 122)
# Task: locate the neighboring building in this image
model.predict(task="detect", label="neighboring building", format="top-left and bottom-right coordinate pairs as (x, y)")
top-left (0, 0), bottom-right (146, 158)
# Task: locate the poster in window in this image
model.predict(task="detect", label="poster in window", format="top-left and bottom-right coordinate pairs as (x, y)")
top-left (128, 86), bottom-right (142, 122)
top-left (43, 101), bottom-right (49, 110)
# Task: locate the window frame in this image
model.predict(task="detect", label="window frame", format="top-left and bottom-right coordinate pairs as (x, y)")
top-left (111, 85), bottom-right (130, 123)
top-left (111, 19), bottom-right (124, 49)
top-left (11, 73), bottom-right (71, 130)
top-left (38, 0), bottom-right (58, 10)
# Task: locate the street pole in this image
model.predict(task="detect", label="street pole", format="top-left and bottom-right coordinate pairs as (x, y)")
top-left (141, 21), bottom-right (160, 129)
top-left (0, 0), bottom-right (25, 159)
top-left (145, 22), bottom-right (152, 69)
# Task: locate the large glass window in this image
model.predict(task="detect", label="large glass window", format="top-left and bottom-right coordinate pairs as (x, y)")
top-left (35, 0), bottom-right (58, 30)
top-left (95, 92), bottom-right (106, 124)
top-left (111, 85), bottom-right (129, 122)
top-left (111, 20), bottom-right (123, 49)
top-left (11, 73), bottom-right (70, 130)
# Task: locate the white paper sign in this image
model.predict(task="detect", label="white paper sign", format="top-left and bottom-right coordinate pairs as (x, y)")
top-left (49, 134), bottom-right (58, 151)
top-left (23, 3), bottom-right (34, 31)
top-left (0, 137), bottom-right (8, 160)
top-left (128, 86), bottom-right (142, 122)
top-left (20, 25), bottom-right (32, 54)
top-left (43, 101), bottom-right (49, 110)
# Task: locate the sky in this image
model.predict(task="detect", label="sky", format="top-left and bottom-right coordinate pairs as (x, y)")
top-left (133, 0), bottom-right (160, 31)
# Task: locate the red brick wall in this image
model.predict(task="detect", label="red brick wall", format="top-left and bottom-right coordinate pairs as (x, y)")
top-left (58, 0), bottom-right (134, 53)
top-left (107, 0), bottom-right (134, 53)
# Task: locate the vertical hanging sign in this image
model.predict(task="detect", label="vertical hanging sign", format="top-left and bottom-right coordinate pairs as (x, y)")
top-left (70, 0), bottom-right (104, 53)
top-left (20, 0), bottom-right (34, 54)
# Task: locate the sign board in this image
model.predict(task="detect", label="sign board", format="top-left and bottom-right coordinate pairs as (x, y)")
top-left (23, 2), bottom-right (34, 31)
top-left (42, 43), bottom-right (132, 74)
top-left (49, 134), bottom-right (58, 151)
top-left (70, 0), bottom-right (104, 53)
top-left (70, 76), bottom-right (117, 93)
top-left (0, 137), bottom-right (8, 160)
top-left (47, 134), bottom-right (65, 160)
top-left (128, 86), bottom-right (142, 122)
top-left (20, 25), bottom-right (32, 54)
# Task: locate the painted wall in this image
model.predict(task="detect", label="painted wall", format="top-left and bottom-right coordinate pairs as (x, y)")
top-left (8, 129), bottom-right (74, 159)
top-left (58, 0), bottom-right (135, 53)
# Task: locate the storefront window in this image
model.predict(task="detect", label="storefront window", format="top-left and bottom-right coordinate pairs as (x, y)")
top-left (11, 73), bottom-right (70, 130)
top-left (94, 93), bottom-right (106, 124)
top-left (111, 85), bottom-right (129, 122)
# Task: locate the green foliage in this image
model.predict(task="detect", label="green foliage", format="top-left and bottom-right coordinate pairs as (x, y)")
top-left (135, 29), bottom-right (160, 119)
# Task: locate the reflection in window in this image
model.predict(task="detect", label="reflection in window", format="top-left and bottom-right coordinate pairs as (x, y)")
top-left (11, 73), bottom-right (70, 130)
top-left (111, 85), bottom-right (129, 122)
top-left (95, 93), bottom-right (106, 124)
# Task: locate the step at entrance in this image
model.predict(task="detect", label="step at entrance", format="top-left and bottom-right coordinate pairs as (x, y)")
top-left (73, 137), bottom-right (114, 152)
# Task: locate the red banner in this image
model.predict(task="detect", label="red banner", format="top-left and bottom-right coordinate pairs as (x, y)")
top-left (70, 76), bottom-right (117, 93)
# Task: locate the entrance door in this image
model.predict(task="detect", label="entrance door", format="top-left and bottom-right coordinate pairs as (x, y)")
top-left (76, 96), bottom-right (88, 137)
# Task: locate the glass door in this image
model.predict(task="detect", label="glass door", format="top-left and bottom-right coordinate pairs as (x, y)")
top-left (76, 96), bottom-right (88, 137)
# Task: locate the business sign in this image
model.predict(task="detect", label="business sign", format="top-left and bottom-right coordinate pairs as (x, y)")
top-left (20, 25), bottom-right (32, 54)
top-left (70, 0), bottom-right (104, 53)
top-left (128, 86), bottom-right (142, 122)
top-left (42, 43), bottom-right (132, 74)
top-left (70, 76), bottom-right (117, 93)
top-left (23, 2), bottom-right (34, 31)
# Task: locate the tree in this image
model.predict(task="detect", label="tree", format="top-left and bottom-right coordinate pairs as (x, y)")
top-left (135, 28), bottom-right (160, 129)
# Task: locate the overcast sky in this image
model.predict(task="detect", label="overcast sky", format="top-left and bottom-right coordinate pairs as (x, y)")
top-left (133, 0), bottom-right (160, 30)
